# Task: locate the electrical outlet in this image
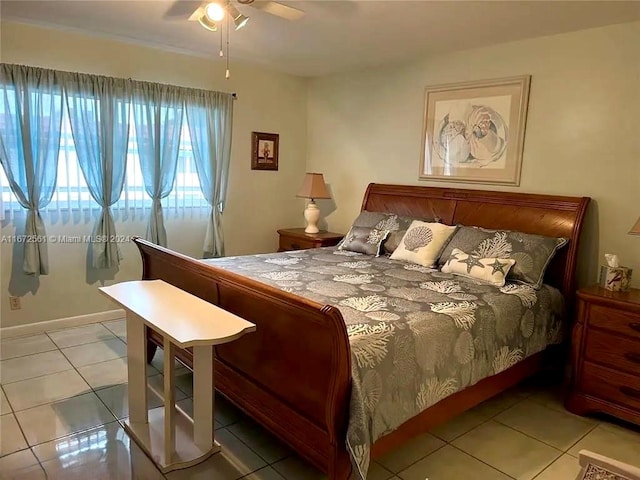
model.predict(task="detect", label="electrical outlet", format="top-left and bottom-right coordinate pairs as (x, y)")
top-left (9, 296), bottom-right (21, 310)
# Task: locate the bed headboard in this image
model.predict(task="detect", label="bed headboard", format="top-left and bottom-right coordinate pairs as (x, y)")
top-left (361, 183), bottom-right (590, 307)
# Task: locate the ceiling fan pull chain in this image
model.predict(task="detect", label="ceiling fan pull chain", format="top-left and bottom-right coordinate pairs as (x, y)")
top-left (219, 17), bottom-right (224, 57)
top-left (225, 13), bottom-right (231, 79)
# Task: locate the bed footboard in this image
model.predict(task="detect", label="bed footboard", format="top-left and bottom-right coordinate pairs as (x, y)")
top-left (134, 239), bottom-right (352, 476)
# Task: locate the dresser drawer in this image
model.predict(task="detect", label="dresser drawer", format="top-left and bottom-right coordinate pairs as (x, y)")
top-left (580, 362), bottom-right (640, 412)
top-left (588, 304), bottom-right (640, 341)
top-left (279, 236), bottom-right (315, 251)
top-left (585, 329), bottom-right (640, 375)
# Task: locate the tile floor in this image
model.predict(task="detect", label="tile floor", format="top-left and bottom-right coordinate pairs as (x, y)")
top-left (1, 319), bottom-right (640, 479)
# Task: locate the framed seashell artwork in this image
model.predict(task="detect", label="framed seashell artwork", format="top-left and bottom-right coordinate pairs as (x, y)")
top-left (420, 75), bottom-right (531, 185)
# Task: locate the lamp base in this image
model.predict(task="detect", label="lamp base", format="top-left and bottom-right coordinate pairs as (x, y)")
top-left (304, 200), bottom-right (320, 234)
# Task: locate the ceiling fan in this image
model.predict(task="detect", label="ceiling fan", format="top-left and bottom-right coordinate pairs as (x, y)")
top-left (168, 0), bottom-right (305, 31)
top-left (165, 0), bottom-right (305, 79)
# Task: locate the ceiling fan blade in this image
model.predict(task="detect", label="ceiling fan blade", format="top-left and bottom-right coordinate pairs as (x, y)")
top-left (164, 0), bottom-right (202, 19)
top-left (251, 1), bottom-right (305, 20)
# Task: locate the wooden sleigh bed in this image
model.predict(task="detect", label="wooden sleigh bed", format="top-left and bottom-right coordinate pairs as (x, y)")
top-left (135, 183), bottom-right (590, 479)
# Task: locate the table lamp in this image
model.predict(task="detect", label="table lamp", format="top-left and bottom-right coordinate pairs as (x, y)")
top-left (296, 173), bottom-right (331, 234)
top-left (629, 216), bottom-right (640, 235)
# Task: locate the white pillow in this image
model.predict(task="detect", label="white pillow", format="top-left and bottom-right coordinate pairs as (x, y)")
top-left (441, 248), bottom-right (516, 286)
top-left (390, 221), bottom-right (456, 267)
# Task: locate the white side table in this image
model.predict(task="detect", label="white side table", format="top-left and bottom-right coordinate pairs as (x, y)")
top-left (99, 280), bottom-right (255, 473)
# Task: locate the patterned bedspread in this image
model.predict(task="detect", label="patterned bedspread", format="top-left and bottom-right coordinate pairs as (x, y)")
top-left (204, 247), bottom-right (565, 479)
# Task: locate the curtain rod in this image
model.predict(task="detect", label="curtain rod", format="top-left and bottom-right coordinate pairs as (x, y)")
top-left (1, 64), bottom-right (237, 100)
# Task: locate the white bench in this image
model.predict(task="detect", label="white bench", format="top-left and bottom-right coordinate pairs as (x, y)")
top-left (99, 279), bottom-right (256, 473)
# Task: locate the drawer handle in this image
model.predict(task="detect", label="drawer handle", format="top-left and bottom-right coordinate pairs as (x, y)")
top-left (619, 386), bottom-right (640, 399)
top-left (624, 352), bottom-right (640, 364)
top-left (291, 243), bottom-right (300, 250)
top-left (630, 323), bottom-right (640, 333)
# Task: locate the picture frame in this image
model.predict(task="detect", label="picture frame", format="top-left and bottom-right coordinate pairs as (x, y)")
top-left (251, 132), bottom-right (279, 171)
top-left (420, 75), bottom-right (531, 186)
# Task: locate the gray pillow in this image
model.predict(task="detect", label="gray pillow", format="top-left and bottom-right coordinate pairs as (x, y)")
top-left (438, 226), bottom-right (568, 289)
top-left (338, 226), bottom-right (389, 256)
top-left (344, 211), bottom-right (439, 255)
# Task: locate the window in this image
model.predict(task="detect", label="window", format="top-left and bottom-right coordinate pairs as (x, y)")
top-left (0, 105), bottom-right (208, 221)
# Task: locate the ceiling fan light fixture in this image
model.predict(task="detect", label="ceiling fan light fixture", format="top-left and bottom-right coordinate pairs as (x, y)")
top-left (198, 14), bottom-right (218, 31)
top-left (204, 2), bottom-right (226, 22)
top-left (226, 3), bottom-right (249, 30)
top-left (234, 13), bottom-right (249, 30)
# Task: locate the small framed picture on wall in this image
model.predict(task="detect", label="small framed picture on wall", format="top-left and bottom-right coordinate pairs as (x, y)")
top-left (251, 132), bottom-right (279, 171)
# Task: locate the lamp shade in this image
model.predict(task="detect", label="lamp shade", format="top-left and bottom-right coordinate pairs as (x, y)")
top-left (296, 173), bottom-right (331, 200)
top-left (630, 216), bottom-right (640, 235)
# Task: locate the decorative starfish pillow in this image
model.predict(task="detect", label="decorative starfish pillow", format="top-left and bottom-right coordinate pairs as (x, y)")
top-left (438, 226), bottom-right (568, 289)
top-left (390, 220), bottom-right (457, 267)
top-left (442, 248), bottom-right (516, 286)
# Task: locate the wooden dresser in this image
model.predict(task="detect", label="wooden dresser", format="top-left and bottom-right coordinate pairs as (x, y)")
top-left (566, 286), bottom-right (640, 426)
top-left (277, 228), bottom-right (343, 252)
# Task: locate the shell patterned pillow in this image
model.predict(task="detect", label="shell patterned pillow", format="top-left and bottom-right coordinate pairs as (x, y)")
top-left (338, 211), bottom-right (439, 255)
top-left (390, 220), bottom-right (457, 267)
top-left (441, 248), bottom-right (516, 286)
top-left (338, 226), bottom-right (390, 256)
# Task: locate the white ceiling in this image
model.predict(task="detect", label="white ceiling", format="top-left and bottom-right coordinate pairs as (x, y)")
top-left (2, 1), bottom-right (639, 77)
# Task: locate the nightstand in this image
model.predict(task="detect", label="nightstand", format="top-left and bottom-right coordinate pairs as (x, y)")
top-left (277, 228), bottom-right (343, 252)
top-left (566, 286), bottom-right (640, 426)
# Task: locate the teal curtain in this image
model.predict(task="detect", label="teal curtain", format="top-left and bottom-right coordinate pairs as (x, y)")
top-left (132, 83), bottom-right (183, 247)
top-left (1, 63), bottom-right (234, 267)
top-left (63, 73), bottom-right (131, 269)
top-left (185, 91), bottom-right (234, 258)
top-left (0, 64), bottom-right (63, 275)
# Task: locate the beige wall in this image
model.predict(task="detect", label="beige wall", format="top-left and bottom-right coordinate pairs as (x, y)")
top-left (307, 22), bottom-right (640, 287)
top-left (0, 21), bottom-right (308, 327)
top-left (2, 20), bottom-right (639, 327)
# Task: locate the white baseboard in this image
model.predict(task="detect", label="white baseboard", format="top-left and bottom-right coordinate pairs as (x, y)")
top-left (0, 309), bottom-right (125, 339)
